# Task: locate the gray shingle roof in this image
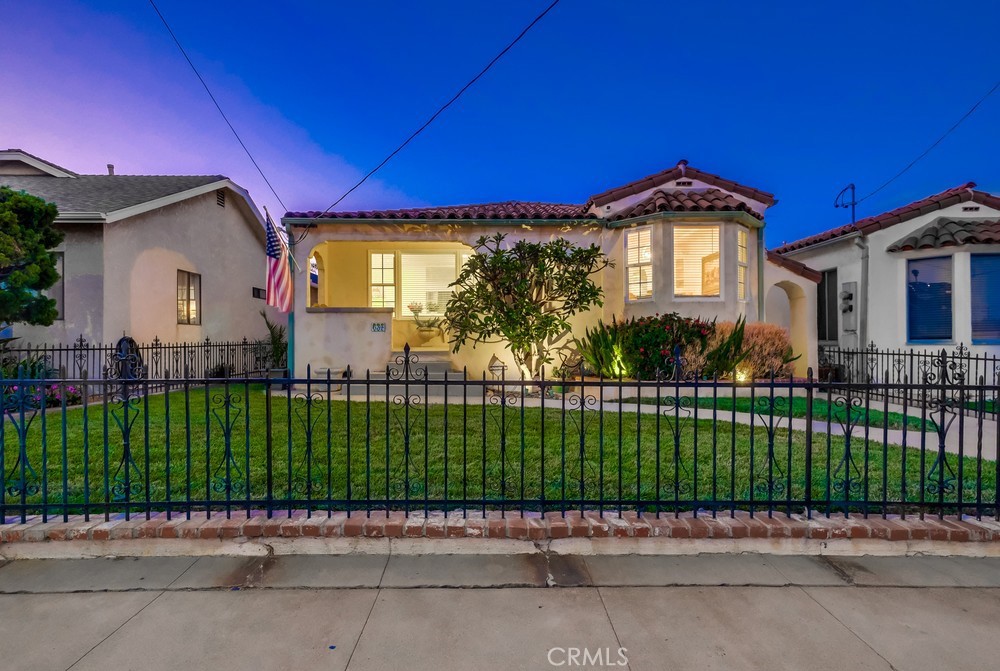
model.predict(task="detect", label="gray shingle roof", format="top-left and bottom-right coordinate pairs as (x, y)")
top-left (0, 174), bottom-right (226, 215)
top-left (887, 217), bottom-right (1000, 252)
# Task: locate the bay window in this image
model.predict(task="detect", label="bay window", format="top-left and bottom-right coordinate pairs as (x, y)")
top-left (625, 228), bottom-right (653, 300)
top-left (907, 257), bottom-right (952, 342)
top-left (674, 225), bottom-right (720, 298)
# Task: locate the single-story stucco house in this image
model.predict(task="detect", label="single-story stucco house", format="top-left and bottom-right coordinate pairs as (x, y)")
top-left (1, 149), bottom-right (285, 345)
top-left (773, 182), bottom-right (1000, 357)
top-left (283, 160), bottom-right (820, 378)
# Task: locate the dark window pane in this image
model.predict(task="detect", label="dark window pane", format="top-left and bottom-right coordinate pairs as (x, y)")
top-left (817, 269), bottom-right (838, 341)
top-left (972, 255), bottom-right (1000, 341)
top-left (907, 257), bottom-right (952, 342)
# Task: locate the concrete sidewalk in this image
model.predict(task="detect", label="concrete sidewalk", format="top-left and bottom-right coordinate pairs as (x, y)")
top-left (1, 554), bottom-right (998, 670)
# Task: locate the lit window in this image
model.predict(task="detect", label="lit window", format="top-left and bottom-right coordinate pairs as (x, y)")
top-left (177, 270), bottom-right (201, 325)
top-left (370, 253), bottom-right (395, 308)
top-left (401, 253), bottom-right (458, 316)
top-left (625, 228), bottom-right (653, 300)
top-left (972, 254), bottom-right (1000, 342)
top-left (737, 228), bottom-right (748, 302)
top-left (907, 257), bottom-right (952, 342)
top-left (673, 226), bottom-right (720, 297)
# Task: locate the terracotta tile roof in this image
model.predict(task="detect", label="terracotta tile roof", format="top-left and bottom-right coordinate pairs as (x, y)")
top-left (774, 182), bottom-right (1000, 254)
top-left (608, 188), bottom-right (763, 222)
top-left (285, 200), bottom-right (595, 221)
top-left (589, 160), bottom-right (777, 209)
top-left (887, 217), bottom-right (1000, 252)
top-left (765, 250), bottom-right (822, 282)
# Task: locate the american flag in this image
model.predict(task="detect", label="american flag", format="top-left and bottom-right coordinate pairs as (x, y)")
top-left (265, 213), bottom-right (293, 313)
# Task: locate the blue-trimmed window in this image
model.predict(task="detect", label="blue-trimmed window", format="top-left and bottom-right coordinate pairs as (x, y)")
top-left (972, 254), bottom-right (1000, 342)
top-left (907, 257), bottom-right (952, 342)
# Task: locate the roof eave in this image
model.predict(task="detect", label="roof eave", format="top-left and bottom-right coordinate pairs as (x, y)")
top-left (604, 210), bottom-right (764, 229)
top-left (283, 216), bottom-right (602, 228)
top-left (777, 230), bottom-right (861, 255)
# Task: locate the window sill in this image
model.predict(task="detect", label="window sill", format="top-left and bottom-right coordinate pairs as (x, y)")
top-left (672, 296), bottom-right (724, 302)
top-left (625, 297), bottom-right (655, 304)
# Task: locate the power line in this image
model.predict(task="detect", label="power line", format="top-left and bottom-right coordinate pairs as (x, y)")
top-left (857, 79), bottom-right (999, 204)
top-left (317, 0), bottom-right (562, 217)
top-left (148, 0), bottom-right (287, 212)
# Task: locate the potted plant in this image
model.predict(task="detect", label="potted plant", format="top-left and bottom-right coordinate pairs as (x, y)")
top-left (408, 302), bottom-right (443, 344)
top-left (260, 310), bottom-right (288, 380)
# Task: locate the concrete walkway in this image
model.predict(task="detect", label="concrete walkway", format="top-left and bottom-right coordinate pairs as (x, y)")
top-left (325, 388), bottom-right (999, 460)
top-left (1, 554), bottom-right (998, 670)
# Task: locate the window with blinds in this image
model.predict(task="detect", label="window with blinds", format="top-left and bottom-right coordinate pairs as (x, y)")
top-left (972, 254), bottom-right (1000, 342)
top-left (370, 253), bottom-right (395, 308)
top-left (625, 228), bottom-right (653, 300)
top-left (177, 270), bottom-right (201, 325)
top-left (907, 256), bottom-right (952, 342)
top-left (673, 226), bottom-right (720, 297)
top-left (401, 253), bottom-right (458, 316)
top-left (737, 228), bottom-right (748, 302)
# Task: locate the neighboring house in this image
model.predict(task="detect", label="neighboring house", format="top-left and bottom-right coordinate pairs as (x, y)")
top-left (773, 182), bottom-right (1000, 356)
top-left (283, 160), bottom-right (820, 378)
top-left (0, 149), bottom-right (283, 345)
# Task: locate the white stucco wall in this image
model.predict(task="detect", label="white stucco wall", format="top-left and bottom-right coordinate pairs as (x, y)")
top-left (786, 200), bottom-right (1000, 357)
top-left (864, 201), bottom-right (1000, 357)
top-left (101, 190), bottom-right (283, 344)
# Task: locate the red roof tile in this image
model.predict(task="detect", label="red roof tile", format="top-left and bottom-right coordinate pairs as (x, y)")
top-left (765, 250), bottom-right (822, 282)
top-left (772, 183), bottom-right (1000, 254)
top-left (589, 160), bottom-right (777, 209)
top-left (285, 201), bottom-right (595, 221)
top-left (887, 217), bottom-right (1000, 252)
top-left (608, 188), bottom-right (763, 222)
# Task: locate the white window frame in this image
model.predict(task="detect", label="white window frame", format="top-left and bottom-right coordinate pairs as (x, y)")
top-left (624, 226), bottom-right (654, 302)
top-left (369, 249), bottom-right (468, 315)
top-left (672, 223), bottom-right (723, 301)
top-left (369, 251), bottom-right (396, 309)
top-left (737, 227), bottom-right (749, 303)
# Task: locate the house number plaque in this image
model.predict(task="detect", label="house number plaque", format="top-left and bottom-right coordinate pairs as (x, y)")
top-left (371, 322), bottom-right (387, 333)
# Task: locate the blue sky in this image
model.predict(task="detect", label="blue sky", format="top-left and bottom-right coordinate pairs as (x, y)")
top-left (1, 0), bottom-right (997, 246)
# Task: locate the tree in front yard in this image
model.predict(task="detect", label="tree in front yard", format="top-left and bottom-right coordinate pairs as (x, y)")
top-left (0, 186), bottom-right (63, 326)
top-left (444, 233), bottom-right (611, 379)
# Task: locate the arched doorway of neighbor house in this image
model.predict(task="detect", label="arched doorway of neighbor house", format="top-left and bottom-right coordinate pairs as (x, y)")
top-left (766, 280), bottom-right (810, 377)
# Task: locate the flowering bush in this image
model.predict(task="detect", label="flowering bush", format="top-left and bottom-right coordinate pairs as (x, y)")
top-left (2, 383), bottom-right (83, 407)
top-left (614, 313), bottom-right (714, 380)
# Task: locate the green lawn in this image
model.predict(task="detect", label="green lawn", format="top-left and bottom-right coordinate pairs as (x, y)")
top-left (1, 384), bottom-right (995, 514)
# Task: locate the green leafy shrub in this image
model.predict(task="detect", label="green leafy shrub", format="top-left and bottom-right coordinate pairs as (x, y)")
top-left (614, 313), bottom-right (714, 380)
top-left (574, 319), bottom-right (630, 378)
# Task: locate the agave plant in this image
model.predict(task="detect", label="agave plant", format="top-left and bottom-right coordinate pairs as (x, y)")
top-left (574, 319), bottom-right (630, 379)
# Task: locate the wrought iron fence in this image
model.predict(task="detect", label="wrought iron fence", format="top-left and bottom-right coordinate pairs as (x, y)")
top-left (1, 345), bottom-right (997, 524)
top-left (820, 342), bottom-right (1000, 416)
top-left (0, 335), bottom-right (282, 381)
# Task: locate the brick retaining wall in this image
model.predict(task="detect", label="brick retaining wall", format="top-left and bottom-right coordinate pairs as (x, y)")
top-left (2, 511), bottom-right (999, 544)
